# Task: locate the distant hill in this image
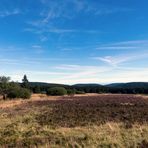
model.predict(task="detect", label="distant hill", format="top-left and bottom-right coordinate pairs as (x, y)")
top-left (105, 83), bottom-right (125, 87)
top-left (28, 82), bottom-right (148, 89)
top-left (29, 82), bottom-right (70, 88)
top-left (119, 82), bottom-right (148, 88)
top-left (106, 82), bottom-right (148, 89)
top-left (23, 82), bottom-right (148, 94)
top-left (72, 84), bottom-right (102, 87)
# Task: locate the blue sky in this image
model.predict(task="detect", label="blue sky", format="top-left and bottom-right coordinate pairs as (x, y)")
top-left (0, 0), bottom-right (148, 84)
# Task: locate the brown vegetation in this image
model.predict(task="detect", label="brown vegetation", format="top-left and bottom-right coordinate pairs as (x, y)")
top-left (0, 94), bottom-right (148, 147)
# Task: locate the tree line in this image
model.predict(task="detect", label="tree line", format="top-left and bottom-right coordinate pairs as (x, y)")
top-left (0, 75), bottom-right (31, 100)
top-left (1, 75), bottom-right (148, 100)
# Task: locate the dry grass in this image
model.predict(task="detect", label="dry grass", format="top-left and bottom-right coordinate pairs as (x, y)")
top-left (0, 94), bottom-right (148, 147)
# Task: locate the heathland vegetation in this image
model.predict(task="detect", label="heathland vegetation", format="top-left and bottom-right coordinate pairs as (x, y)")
top-left (0, 75), bottom-right (148, 147)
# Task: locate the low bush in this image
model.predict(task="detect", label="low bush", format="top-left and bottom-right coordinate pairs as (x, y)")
top-left (67, 89), bottom-right (76, 96)
top-left (7, 88), bottom-right (31, 99)
top-left (75, 90), bottom-right (85, 94)
top-left (47, 87), bottom-right (67, 96)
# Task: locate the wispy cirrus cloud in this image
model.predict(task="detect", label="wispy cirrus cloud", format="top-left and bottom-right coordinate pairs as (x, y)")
top-left (24, 0), bottom-right (132, 42)
top-left (43, 64), bottom-right (148, 84)
top-left (24, 27), bottom-right (101, 34)
top-left (39, 0), bottom-right (89, 23)
top-left (0, 9), bottom-right (20, 18)
top-left (95, 7), bottom-right (133, 15)
top-left (111, 40), bottom-right (148, 46)
top-left (54, 64), bottom-right (112, 79)
top-left (3, 62), bottom-right (148, 84)
top-left (90, 39), bottom-right (148, 67)
top-left (32, 45), bottom-right (44, 54)
top-left (96, 39), bottom-right (148, 50)
top-left (93, 40), bottom-right (148, 66)
top-left (49, 64), bottom-right (111, 83)
top-left (21, 0), bottom-right (134, 45)
top-left (24, 26), bottom-right (101, 42)
top-left (39, 0), bottom-right (133, 22)
top-left (0, 58), bottom-right (41, 66)
top-left (96, 46), bottom-right (138, 50)
top-left (93, 51), bottom-right (148, 66)
top-left (93, 56), bottom-right (132, 66)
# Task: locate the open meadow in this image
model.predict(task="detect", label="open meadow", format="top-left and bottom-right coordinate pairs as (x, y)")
top-left (0, 94), bottom-right (148, 148)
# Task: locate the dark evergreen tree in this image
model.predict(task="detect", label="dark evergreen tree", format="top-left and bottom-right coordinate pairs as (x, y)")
top-left (22, 75), bottom-right (29, 88)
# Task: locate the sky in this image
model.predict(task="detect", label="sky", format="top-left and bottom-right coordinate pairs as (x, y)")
top-left (0, 0), bottom-right (148, 84)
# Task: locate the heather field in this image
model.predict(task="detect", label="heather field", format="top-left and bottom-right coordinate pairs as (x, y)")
top-left (0, 94), bottom-right (148, 147)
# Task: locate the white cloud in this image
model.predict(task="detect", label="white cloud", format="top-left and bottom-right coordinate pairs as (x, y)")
top-left (54, 64), bottom-right (113, 83)
top-left (39, 0), bottom-right (88, 22)
top-left (95, 7), bottom-right (133, 15)
top-left (2, 62), bottom-right (148, 84)
top-left (96, 46), bottom-right (138, 50)
top-left (93, 50), bottom-right (148, 66)
top-left (60, 48), bottom-right (73, 51)
top-left (4, 67), bottom-right (148, 84)
top-left (25, 26), bottom-right (101, 34)
top-left (101, 68), bottom-right (148, 83)
top-left (55, 64), bottom-right (110, 71)
top-left (0, 59), bottom-right (19, 65)
top-left (24, 0), bottom-right (132, 43)
top-left (0, 58), bottom-right (41, 66)
top-left (32, 45), bottom-right (44, 54)
top-left (39, 0), bottom-right (132, 21)
top-left (40, 35), bottom-right (48, 42)
top-left (0, 9), bottom-right (20, 17)
top-left (97, 39), bottom-right (148, 50)
top-left (94, 56), bottom-right (132, 66)
top-left (26, 0), bottom-right (132, 34)
top-left (32, 45), bottom-right (42, 48)
top-left (111, 40), bottom-right (148, 46)
top-left (49, 66), bottom-right (146, 83)
top-left (93, 39), bottom-right (148, 66)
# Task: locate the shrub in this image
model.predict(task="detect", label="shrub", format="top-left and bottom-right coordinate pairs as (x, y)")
top-left (33, 86), bottom-right (41, 93)
top-left (76, 90), bottom-right (85, 94)
top-left (67, 89), bottom-right (76, 96)
top-left (47, 87), bottom-right (67, 96)
top-left (7, 88), bottom-right (31, 99)
top-left (20, 88), bottom-right (31, 99)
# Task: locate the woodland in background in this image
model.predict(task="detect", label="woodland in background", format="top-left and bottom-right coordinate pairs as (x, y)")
top-left (1, 75), bottom-right (148, 100)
